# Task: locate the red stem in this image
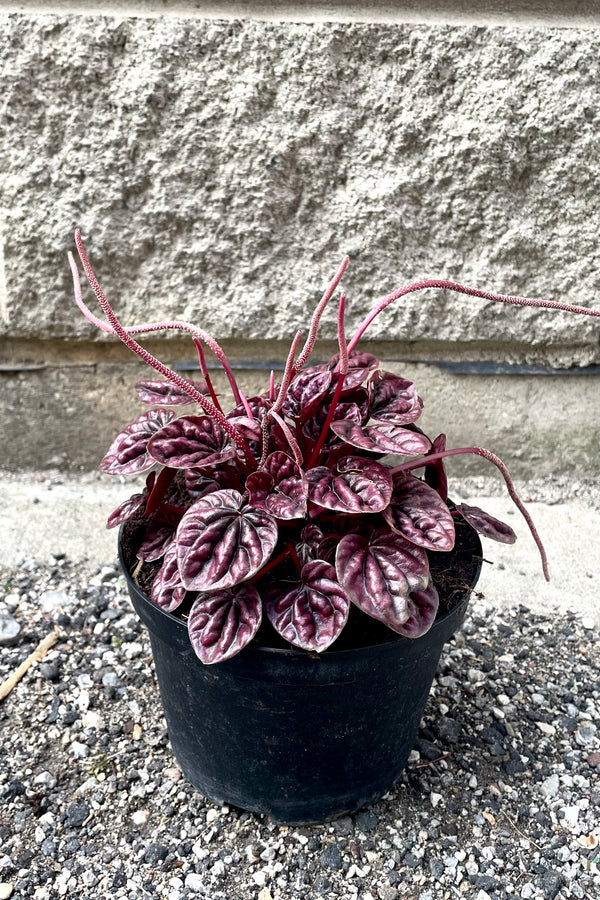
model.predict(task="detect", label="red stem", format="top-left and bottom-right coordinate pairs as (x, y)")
top-left (193, 338), bottom-right (222, 413)
top-left (306, 374), bottom-right (346, 469)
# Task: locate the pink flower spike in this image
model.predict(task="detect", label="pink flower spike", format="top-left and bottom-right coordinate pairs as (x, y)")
top-left (272, 329), bottom-right (304, 416)
top-left (336, 292), bottom-right (348, 375)
top-left (269, 370), bottom-right (275, 402)
top-left (268, 409), bottom-right (304, 468)
top-left (294, 255), bottom-right (350, 372)
top-left (73, 230), bottom-right (254, 466)
top-left (347, 279), bottom-right (600, 353)
top-left (68, 251), bottom-right (112, 332)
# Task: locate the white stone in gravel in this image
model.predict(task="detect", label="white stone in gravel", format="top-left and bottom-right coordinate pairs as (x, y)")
top-left (34, 771), bottom-right (56, 789)
top-left (4, 593), bottom-right (20, 610)
top-left (561, 806), bottom-right (580, 827)
top-left (123, 642), bottom-right (144, 659)
top-left (192, 840), bottom-right (208, 859)
top-left (535, 722), bottom-right (556, 736)
top-left (520, 883), bottom-right (535, 898)
top-left (252, 871), bottom-right (267, 886)
top-left (430, 792), bottom-right (443, 808)
top-left (132, 809), bottom-right (150, 826)
top-left (540, 774), bottom-right (560, 798)
top-left (70, 741), bottom-right (89, 759)
top-left (257, 890), bottom-right (273, 900)
top-left (184, 874), bottom-right (205, 890)
top-left (39, 590), bottom-right (71, 611)
top-left (0, 885), bottom-right (13, 900)
top-left (581, 617), bottom-right (596, 630)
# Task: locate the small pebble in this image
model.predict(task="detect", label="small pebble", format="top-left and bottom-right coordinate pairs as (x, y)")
top-left (0, 615), bottom-right (21, 647)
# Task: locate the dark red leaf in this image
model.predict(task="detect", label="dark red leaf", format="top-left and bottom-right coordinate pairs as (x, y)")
top-left (150, 543), bottom-right (187, 612)
top-left (246, 452), bottom-right (308, 520)
top-left (176, 489), bottom-right (278, 590)
top-left (328, 351), bottom-right (380, 390)
top-left (383, 475), bottom-right (455, 551)
top-left (184, 467), bottom-right (225, 499)
top-left (99, 410), bottom-right (175, 476)
top-left (397, 583), bottom-right (440, 638)
top-left (456, 504), bottom-right (517, 544)
top-left (424, 433), bottom-right (449, 502)
top-left (330, 421), bottom-right (431, 456)
top-left (282, 367), bottom-right (332, 420)
top-left (335, 529), bottom-right (430, 633)
top-left (264, 560), bottom-right (349, 652)
top-left (137, 506), bottom-right (184, 561)
top-left (136, 379), bottom-right (210, 406)
top-left (302, 399), bottom-right (366, 450)
top-left (148, 415), bottom-right (236, 469)
top-left (106, 472), bottom-right (155, 529)
top-left (369, 371), bottom-right (423, 425)
top-left (188, 584), bottom-right (262, 664)
top-left (296, 524), bottom-right (325, 565)
top-left (306, 456), bottom-right (393, 514)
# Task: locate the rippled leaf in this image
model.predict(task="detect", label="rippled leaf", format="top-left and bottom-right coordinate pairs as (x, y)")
top-left (330, 421), bottom-right (431, 456)
top-left (188, 584), bottom-right (262, 664)
top-left (336, 529), bottom-right (430, 632)
top-left (150, 543), bottom-right (187, 613)
top-left (396, 583), bottom-right (440, 638)
top-left (99, 409), bottom-right (175, 475)
top-left (246, 452), bottom-right (308, 520)
top-left (184, 467), bottom-right (225, 499)
top-left (264, 560), bottom-right (349, 652)
top-left (456, 503), bottom-right (516, 544)
top-left (369, 371), bottom-right (423, 425)
top-left (283, 367), bottom-right (332, 420)
top-left (383, 475), bottom-right (455, 551)
top-left (176, 489), bottom-right (278, 590)
top-left (106, 473), bottom-right (155, 529)
top-left (148, 415), bottom-right (236, 469)
top-left (306, 456), bottom-right (393, 514)
top-left (136, 379), bottom-right (210, 406)
top-left (137, 506), bottom-right (184, 561)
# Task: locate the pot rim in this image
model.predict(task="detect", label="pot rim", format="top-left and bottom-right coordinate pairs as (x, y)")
top-left (118, 522), bottom-right (483, 661)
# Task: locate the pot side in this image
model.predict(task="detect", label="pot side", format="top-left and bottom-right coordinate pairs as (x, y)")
top-left (120, 523), bottom-right (482, 825)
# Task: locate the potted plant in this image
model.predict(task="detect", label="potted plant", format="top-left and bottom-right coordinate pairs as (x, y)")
top-left (68, 230), bottom-right (598, 824)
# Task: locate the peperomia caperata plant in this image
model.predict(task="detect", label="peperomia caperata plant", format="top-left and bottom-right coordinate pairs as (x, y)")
top-left (69, 231), bottom-right (599, 664)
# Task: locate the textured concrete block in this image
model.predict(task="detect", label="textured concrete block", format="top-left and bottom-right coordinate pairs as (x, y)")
top-left (0, 15), bottom-right (598, 363)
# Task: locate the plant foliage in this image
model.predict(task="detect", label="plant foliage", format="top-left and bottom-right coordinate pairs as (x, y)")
top-left (70, 232), bottom-right (599, 663)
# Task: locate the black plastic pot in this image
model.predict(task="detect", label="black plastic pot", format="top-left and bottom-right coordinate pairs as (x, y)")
top-left (120, 527), bottom-right (481, 825)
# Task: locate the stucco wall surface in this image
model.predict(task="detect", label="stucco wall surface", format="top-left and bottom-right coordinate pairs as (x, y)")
top-left (0, 15), bottom-right (599, 365)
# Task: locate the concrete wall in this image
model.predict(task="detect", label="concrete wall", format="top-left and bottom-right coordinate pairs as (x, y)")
top-left (1, 5), bottom-right (598, 474)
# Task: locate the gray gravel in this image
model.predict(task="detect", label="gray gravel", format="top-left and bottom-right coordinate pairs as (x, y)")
top-left (1, 552), bottom-right (599, 900)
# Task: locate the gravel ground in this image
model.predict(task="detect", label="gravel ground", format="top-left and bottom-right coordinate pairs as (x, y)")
top-left (1, 554), bottom-right (599, 900)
